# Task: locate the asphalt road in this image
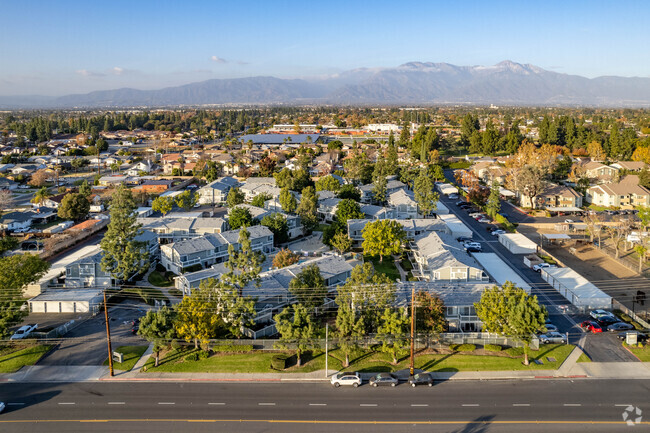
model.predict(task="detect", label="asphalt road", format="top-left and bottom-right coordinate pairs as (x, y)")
top-left (0, 380), bottom-right (647, 432)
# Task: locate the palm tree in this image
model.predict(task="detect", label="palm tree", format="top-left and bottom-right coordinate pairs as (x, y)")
top-left (31, 186), bottom-right (51, 207)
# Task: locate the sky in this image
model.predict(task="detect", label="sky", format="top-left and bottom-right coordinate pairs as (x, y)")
top-left (1, 0), bottom-right (649, 96)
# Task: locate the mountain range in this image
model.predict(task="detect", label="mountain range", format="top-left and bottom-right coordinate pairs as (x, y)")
top-left (3, 61), bottom-right (650, 108)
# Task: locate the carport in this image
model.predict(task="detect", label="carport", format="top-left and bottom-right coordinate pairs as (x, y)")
top-left (498, 233), bottom-right (538, 254)
top-left (542, 233), bottom-right (571, 247)
top-left (541, 267), bottom-right (612, 310)
top-left (472, 253), bottom-right (531, 293)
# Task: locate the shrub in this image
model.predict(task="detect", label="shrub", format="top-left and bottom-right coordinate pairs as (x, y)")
top-left (450, 344), bottom-right (476, 352)
top-left (484, 344), bottom-right (502, 352)
top-left (198, 350), bottom-right (210, 360)
top-left (212, 345), bottom-right (254, 353)
top-left (615, 311), bottom-right (645, 331)
top-left (505, 347), bottom-right (525, 357)
top-left (183, 352), bottom-right (198, 362)
top-left (270, 354), bottom-right (288, 370)
top-left (171, 339), bottom-right (181, 351)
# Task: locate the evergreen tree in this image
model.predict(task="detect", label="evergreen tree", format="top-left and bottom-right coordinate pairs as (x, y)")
top-left (138, 306), bottom-right (176, 366)
top-left (226, 187), bottom-right (245, 208)
top-left (377, 307), bottom-right (409, 365)
top-left (100, 184), bottom-right (150, 282)
top-left (296, 186), bottom-right (318, 233)
top-left (79, 180), bottom-right (92, 198)
top-left (221, 226), bottom-right (264, 294)
top-left (289, 264), bottom-right (326, 311)
top-left (414, 168), bottom-right (439, 217)
top-left (274, 304), bottom-right (317, 366)
top-left (486, 181), bottom-right (501, 217)
top-left (57, 192), bottom-right (90, 221)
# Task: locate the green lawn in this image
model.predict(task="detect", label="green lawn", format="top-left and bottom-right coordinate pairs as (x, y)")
top-left (121, 287), bottom-right (168, 305)
top-left (148, 270), bottom-right (174, 287)
top-left (623, 343), bottom-right (650, 361)
top-left (0, 345), bottom-right (52, 373)
top-left (364, 256), bottom-right (401, 281)
top-left (577, 352), bottom-right (592, 363)
top-left (103, 345), bottom-right (148, 371)
top-left (142, 344), bottom-right (574, 374)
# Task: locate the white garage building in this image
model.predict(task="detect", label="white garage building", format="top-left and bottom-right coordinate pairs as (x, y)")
top-left (498, 233), bottom-right (538, 254)
top-left (541, 267), bottom-right (612, 310)
top-left (437, 214), bottom-right (473, 239)
top-left (471, 253), bottom-right (531, 293)
top-left (28, 289), bottom-right (104, 314)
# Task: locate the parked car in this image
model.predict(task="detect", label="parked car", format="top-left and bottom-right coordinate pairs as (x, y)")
top-left (477, 217), bottom-right (491, 223)
top-left (455, 200), bottom-right (467, 206)
top-left (448, 193), bottom-right (459, 200)
top-left (10, 324), bottom-right (38, 340)
top-left (596, 315), bottom-right (620, 327)
top-left (492, 229), bottom-right (506, 236)
top-left (498, 212), bottom-right (509, 218)
top-left (580, 321), bottom-right (603, 333)
top-left (564, 219), bottom-right (574, 224)
top-left (463, 242), bottom-right (482, 251)
top-left (408, 373), bottom-right (433, 387)
top-left (533, 263), bottom-right (556, 272)
top-left (544, 324), bottom-right (559, 332)
top-left (331, 372), bottom-right (361, 387)
top-left (369, 372), bottom-right (398, 387)
top-left (539, 332), bottom-right (567, 344)
top-left (469, 212), bottom-right (483, 218)
top-left (466, 247), bottom-right (481, 253)
top-left (617, 331), bottom-right (648, 342)
top-left (607, 322), bottom-right (634, 332)
top-left (589, 309), bottom-right (616, 320)
top-left (457, 236), bottom-right (473, 243)
top-left (0, 401), bottom-right (4, 414)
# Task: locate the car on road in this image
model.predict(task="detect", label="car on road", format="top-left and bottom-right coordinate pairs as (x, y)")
top-left (469, 212), bottom-right (483, 218)
top-left (539, 332), bottom-right (567, 344)
top-left (331, 372), bottom-right (361, 387)
top-left (596, 315), bottom-right (620, 327)
top-left (408, 373), bottom-right (433, 387)
top-left (617, 331), bottom-right (648, 342)
top-left (10, 324), bottom-right (38, 340)
top-left (477, 217), bottom-right (491, 223)
top-left (369, 373), bottom-right (398, 387)
top-left (0, 401), bottom-right (4, 414)
top-left (463, 242), bottom-right (482, 251)
top-left (564, 219), bottom-right (574, 224)
top-left (448, 193), bottom-right (459, 199)
top-left (455, 200), bottom-right (467, 206)
top-left (533, 263), bottom-right (556, 272)
top-left (457, 236), bottom-right (473, 243)
top-left (589, 310), bottom-right (616, 320)
top-left (498, 212), bottom-right (509, 218)
top-left (580, 321), bottom-right (603, 333)
top-left (544, 324), bottom-right (559, 332)
top-left (607, 322), bottom-right (634, 332)
top-left (491, 229), bottom-right (506, 236)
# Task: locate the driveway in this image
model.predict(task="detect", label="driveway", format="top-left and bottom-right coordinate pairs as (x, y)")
top-left (37, 299), bottom-right (150, 366)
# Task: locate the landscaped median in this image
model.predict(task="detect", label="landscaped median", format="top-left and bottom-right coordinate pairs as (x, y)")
top-left (140, 343), bottom-right (575, 374)
top-left (623, 342), bottom-right (650, 362)
top-left (0, 344), bottom-right (52, 373)
top-left (103, 345), bottom-right (149, 371)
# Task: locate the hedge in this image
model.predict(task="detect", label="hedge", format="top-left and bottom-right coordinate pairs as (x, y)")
top-left (184, 352), bottom-right (198, 362)
top-left (484, 344), bottom-right (502, 352)
top-left (270, 354), bottom-right (288, 370)
top-left (211, 345), bottom-right (254, 353)
top-left (198, 350), bottom-right (210, 360)
top-left (614, 310), bottom-right (645, 331)
top-left (450, 344), bottom-right (476, 352)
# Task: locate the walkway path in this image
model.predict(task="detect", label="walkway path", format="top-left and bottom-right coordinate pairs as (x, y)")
top-left (395, 260), bottom-right (408, 282)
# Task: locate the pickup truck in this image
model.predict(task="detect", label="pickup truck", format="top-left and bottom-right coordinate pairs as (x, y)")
top-left (10, 324), bottom-right (38, 340)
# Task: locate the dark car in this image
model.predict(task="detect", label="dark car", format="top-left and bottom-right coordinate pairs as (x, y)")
top-left (617, 331), bottom-right (648, 342)
top-left (369, 373), bottom-right (398, 387)
top-left (498, 212), bottom-right (509, 218)
top-left (408, 373), bottom-right (433, 387)
top-left (455, 200), bottom-right (467, 206)
top-left (607, 322), bottom-right (634, 332)
top-left (596, 315), bottom-right (620, 327)
top-left (466, 247), bottom-right (481, 253)
top-left (457, 236), bottom-right (473, 243)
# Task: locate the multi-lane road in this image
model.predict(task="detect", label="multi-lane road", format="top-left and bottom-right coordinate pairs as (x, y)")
top-left (0, 380), bottom-right (647, 432)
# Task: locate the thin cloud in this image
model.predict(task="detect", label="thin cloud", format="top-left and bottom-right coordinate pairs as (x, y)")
top-left (237, 60), bottom-right (249, 65)
top-left (76, 69), bottom-right (105, 77)
top-left (211, 56), bottom-right (227, 64)
top-left (110, 67), bottom-right (139, 75)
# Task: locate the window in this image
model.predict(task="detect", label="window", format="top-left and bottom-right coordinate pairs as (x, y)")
top-left (461, 306), bottom-right (472, 316)
top-left (446, 306), bottom-right (457, 316)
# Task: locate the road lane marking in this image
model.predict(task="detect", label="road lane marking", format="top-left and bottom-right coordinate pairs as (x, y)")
top-left (360, 404), bottom-right (378, 407)
top-left (615, 404), bottom-right (633, 407)
top-left (462, 404), bottom-right (479, 407)
top-left (58, 402), bottom-right (76, 405)
top-left (563, 404), bottom-right (581, 407)
top-left (107, 402), bottom-right (125, 405)
top-left (208, 403), bottom-right (226, 406)
top-left (309, 404), bottom-right (327, 406)
top-left (158, 402), bottom-right (175, 405)
top-left (258, 403), bottom-right (275, 406)
top-left (411, 404), bottom-right (428, 407)
top-left (513, 404), bottom-right (530, 407)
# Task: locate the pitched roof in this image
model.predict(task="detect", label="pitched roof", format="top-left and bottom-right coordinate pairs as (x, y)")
top-left (414, 231), bottom-right (482, 270)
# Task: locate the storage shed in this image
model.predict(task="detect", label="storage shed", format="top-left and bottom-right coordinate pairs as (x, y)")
top-left (498, 233), bottom-right (537, 254)
top-left (541, 267), bottom-right (611, 310)
top-left (28, 289), bottom-right (104, 314)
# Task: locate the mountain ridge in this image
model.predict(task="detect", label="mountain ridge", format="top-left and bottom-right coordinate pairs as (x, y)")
top-left (2, 61), bottom-right (650, 108)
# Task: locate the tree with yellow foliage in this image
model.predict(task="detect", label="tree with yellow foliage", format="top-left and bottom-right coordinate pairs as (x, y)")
top-left (632, 146), bottom-right (650, 164)
top-left (174, 285), bottom-right (222, 349)
top-left (587, 141), bottom-right (605, 161)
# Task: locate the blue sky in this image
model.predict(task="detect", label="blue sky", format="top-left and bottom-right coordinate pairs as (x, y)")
top-left (1, 0), bottom-right (648, 95)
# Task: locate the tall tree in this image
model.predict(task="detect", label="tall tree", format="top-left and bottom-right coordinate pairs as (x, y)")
top-left (174, 285), bottom-right (223, 349)
top-left (151, 195), bottom-right (173, 216)
top-left (279, 187), bottom-right (298, 214)
top-left (229, 206), bottom-right (254, 230)
top-left (31, 186), bottom-right (51, 206)
top-left (274, 304), bottom-right (317, 366)
top-left (57, 192), bottom-right (90, 221)
top-left (331, 231), bottom-right (352, 256)
top-left (337, 184), bottom-right (361, 201)
top-left (335, 198), bottom-right (364, 224)
top-left (175, 190), bottom-right (198, 211)
top-left (414, 290), bottom-right (447, 334)
top-left (138, 306), bottom-right (176, 366)
top-left (100, 184), bottom-right (150, 282)
top-left (518, 165), bottom-right (545, 209)
top-left (226, 187), bottom-right (245, 208)
top-left (414, 168), bottom-right (439, 217)
top-left (315, 175), bottom-right (340, 192)
top-left (260, 213), bottom-right (289, 245)
top-left (486, 181), bottom-right (501, 218)
top-left (251, 192), bottom-right (272, 208)
top-left (0, 254), bottom-right (50, 338)
top-left (199, 278), bottom-right (256, 338)
top-left (335, 298), bottom-right (365, 367)
top-left (296, 186), bottom-right (318, 233)
top-left (272, 248), bottom-right (300, 269)
top-left (221, 226), bottom-right (264, 294)
top-left (362, 219), bottom-right (407, 262)
top-left (78, 180), bottom-right (92, 198)
top-left (288, 264), bottom-right (326, 311)
top-left (377, 307), bottom-right (410, 365)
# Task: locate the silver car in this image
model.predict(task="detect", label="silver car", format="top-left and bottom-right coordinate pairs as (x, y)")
top-left (539, 332), bottom-right (566, 344)
top-left (331, 372), bottom-right (361, 387)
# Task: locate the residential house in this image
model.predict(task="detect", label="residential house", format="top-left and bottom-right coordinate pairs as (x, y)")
top-left (346, 218), bottom-right (448, 246)
top-left (125, 161), bottom-right (154, 176)
top-left (519, 183), bottom-right (583, 209)
top-left (240, 177), bottom-right (281, 201)
top-left (411, 232), bottom-right (488, 282)
top-left (586, 175), bottom-right (650, 208)
top-left (197, 176), bottom-right (240, 205)
top-left (139, 216), bottom-right (229, 243)
top-left (317, 197), bottom-right (341, 223)
top-left (133, 179), bottom-right (173, 195)
top-left (610, 161), bottom-right (646, 172)
top-left (229, 204), bottom-right (303, 239)
top-left (360, 204), bottom-right (393, 220)
top-left (65, 251), bottom-right (114, 288)
top-left (0, 211), bottom-right (33, 231)
top-left (581, 160), bottom-right (619, 183)
top-left (160, 226), bottom-right (274, 274)
top-left (472, 161), bottom-right (507, 184)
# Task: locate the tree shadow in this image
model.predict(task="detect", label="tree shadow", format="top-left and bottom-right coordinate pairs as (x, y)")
top-left (419, 352), bottom-right (456, 372)
top-left (450, 415), bottom-right (496, 433)
top-left (0, 390), bottom-right (62, 413)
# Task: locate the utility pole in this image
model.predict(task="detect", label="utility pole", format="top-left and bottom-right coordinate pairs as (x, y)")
top-left (410, 286), bottom-right (415, 376)
top-left (325, 323), bottom-right (329, 378)
top-left (103, 290), bottom-right (114, 377)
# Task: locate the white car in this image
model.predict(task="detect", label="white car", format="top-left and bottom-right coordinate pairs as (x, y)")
top-left (491, 229), bottom-right (506, 236)
top-left (564, 219), bottom-right (574, 224)
top-left (463, 242), bottom-right (482, 250)
top-left (448, 193), bottom-right (459, 200)
top-left (10, 324), bottom-right (38, 340)
top-left (331, 372), bottom-right (361, 387)
top-left (533, 263), bottom-right (556, 272)
top-left (477, 217), bottom-right (491, 223)
top-left (589, 309), bottom-right (616, 320)
top-left (469, 212), bottom-right (483, 218)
